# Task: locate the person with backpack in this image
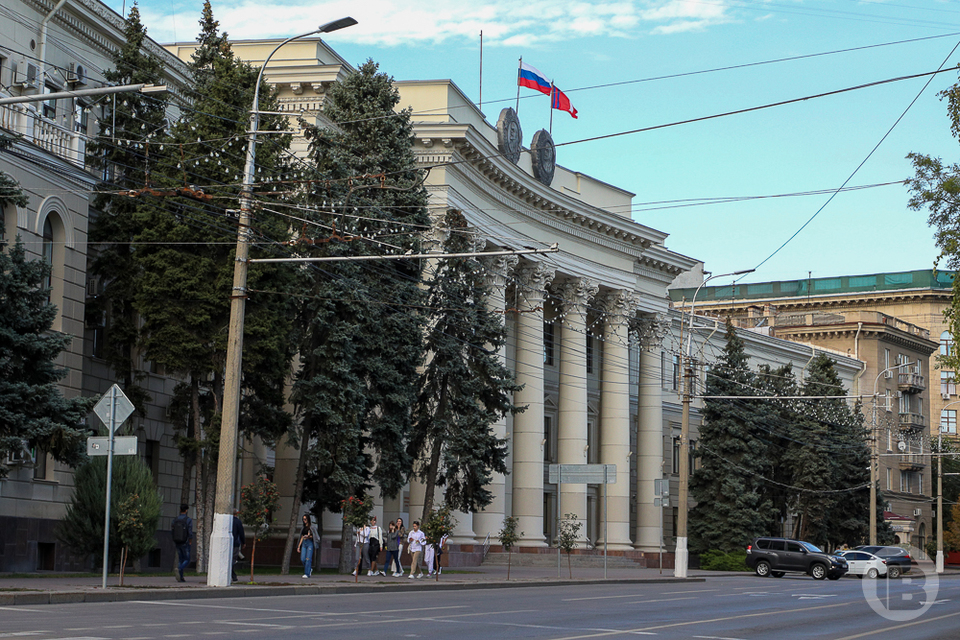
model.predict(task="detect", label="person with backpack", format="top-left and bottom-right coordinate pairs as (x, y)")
top-left (366, 516), bottom-right (384, 577)
top-left (231, 511), bottom-right (245, 583)
top-left (171, 504), bottom-right (193, 582)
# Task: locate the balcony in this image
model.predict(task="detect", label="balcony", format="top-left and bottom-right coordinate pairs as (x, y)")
top-left (898, 372), bottom-right (926, 394)
top-left (0, 103), bottom-right (85, 167)
top-left (898, 454), bottom-right (927, 471)
top-left (899, 412), bottom-right (925, 430)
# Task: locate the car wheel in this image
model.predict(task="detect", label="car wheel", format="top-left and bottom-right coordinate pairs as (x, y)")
top-left (755, 560), bottom-right (771, 577)
top-left (867, 568), bottom-right (879, 579)
top-left (771, 571), bottom-right (785, 578)
top-left (887, 566), bottom-right (901, 579)
top-left (810, 563), bottom-right (827, 580)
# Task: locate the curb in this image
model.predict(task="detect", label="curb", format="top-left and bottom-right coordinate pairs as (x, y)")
top-left (0, 577), bottom-right (706, 607)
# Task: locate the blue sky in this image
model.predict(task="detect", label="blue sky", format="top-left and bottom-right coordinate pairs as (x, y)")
top-left (119, 1), bottom-right (960, 284)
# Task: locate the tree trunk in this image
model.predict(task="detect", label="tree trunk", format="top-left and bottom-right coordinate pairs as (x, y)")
top-left (191, 376), bottom-right (207, 572)
top-left (420, 378), bottom-right (448, 522)
top-left (507, 549), bottom-right (512, 580)
top-left (342, 519), bottom-right (359, 576)
top-left (567, 552), bottom-right (572, 579)
top-left (249, 537), bottom-right (257, 583)
top-left (280, 419), bottom-right (314, 575)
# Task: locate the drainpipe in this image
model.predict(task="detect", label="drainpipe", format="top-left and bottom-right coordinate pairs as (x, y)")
top-left (38, 0), bottom-right (69, 93)
top-left (852, 322), bottom-right (864, 398)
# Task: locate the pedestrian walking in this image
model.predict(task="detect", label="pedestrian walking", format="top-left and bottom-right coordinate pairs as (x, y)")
top-left (384, 521), bottom-right (402, 576)
top-left (296, 514), bottom-right (319, 578)
top-left (171, 503), bottom-right (193, 583)
top-left (366, 516), bottom-right (385, 576)
top-left (395, 518), bottom-right (407, 575)
top-left (231, 510), bottom-right (245, 583)
top-left (407, 520), bottom-right (426, 579)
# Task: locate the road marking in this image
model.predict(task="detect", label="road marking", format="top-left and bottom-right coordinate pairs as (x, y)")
top-left (661, 589), bottom-right (719, 595)
top-left (0, 608), bottom-right (43, 613)
top-left (627, 597), bottom-right (698, 604)
top-left (564, 594), bottom-right (648, 602)
top-left (220, 622), bottom-right (291, 628)
top-left (831, 609), bottom-right (960, 640)
top-left (547, 600), bottom-right (854, 639)
top-left (792, 594), bottom-right (838, 600)
top-left (694, 636), bottom-right (746, 640)
top-left (0, 634), bottom-right (49, 638)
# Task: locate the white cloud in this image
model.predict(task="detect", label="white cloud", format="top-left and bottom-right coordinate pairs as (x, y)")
top-left (139, 0), bottom-right (733, 46)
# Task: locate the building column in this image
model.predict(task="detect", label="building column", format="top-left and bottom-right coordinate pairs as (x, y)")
top-left (473, 254), bottom-right (518, 542)
top-left (599, 291), bottom-right (637, 550)
top-left (512, 261), bottom-right (554, 547)
top-left (553, 277), bottom-right (598, 542)
top-left (635, 336), bottom-right (664, 551)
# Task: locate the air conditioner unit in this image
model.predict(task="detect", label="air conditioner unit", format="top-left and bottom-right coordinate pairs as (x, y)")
top-left (67, 62), bottom-right (86, 86)
top-left (944, 392), bottom-right (952, 400)
top-left (16, 59), bottom-right (39, 89)
top-left (884, 370), bottom-right (893, 379)
top-left (913, 508), bottom-right (922, 517)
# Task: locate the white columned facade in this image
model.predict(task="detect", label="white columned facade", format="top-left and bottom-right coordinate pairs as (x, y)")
top-left (636, 340), bottom-right (664, 551)
top-left (512, 261), bottom-right (554, 547)
top-left (599, 291), bottom-right (636, 550)
top-left (553, 277), bottom-right (598, 539)
top-left (473, 254), bottom-right (518, 541)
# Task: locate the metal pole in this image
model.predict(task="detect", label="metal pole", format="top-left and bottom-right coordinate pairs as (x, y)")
top-left (101, 386), bottom-right (117, 589)
top-left (603, 477), bottom-right (608, 580)
top-left (0, 83), bottom-right (165, 106)
top-left (207, 17), bottom-right (357, 588)
top-left (937, 433), bottom-right (944, 573)
top-left (659, 492), bottom-right (663, 574)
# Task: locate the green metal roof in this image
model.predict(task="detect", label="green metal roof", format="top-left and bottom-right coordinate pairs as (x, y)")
top-left (669, 269), bottom-right (954, 303)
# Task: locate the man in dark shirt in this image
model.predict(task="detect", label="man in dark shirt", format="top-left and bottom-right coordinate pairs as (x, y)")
top-left (172, 504), bottom-right (193, 583)
top-left (231, 511), bottom-right (246, 583)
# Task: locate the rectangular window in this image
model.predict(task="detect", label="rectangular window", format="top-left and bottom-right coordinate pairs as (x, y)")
top-left (544, 416), bottom-right (555, 463)
top-left (42, 84), bottom-right (57, 120)
top-left (943, 371), bottom-right (957, 398)
top-left (543, 321), bottom-right (554, 366)
top-left (586, 334), bottom-right (594, 374)
top-left (32, 448), bottom-right (47, 480)
top-left (885, 389), bottom-right (892, 412)
top-left (918, 473), bottom-right (924, 495)
top-left (672, 436), bottom-right (680, 475)
top-left (899, 392), bottom-right (907, 415)
top-left (942, 410), bottom-right (957, 434)
top-left (672, 354), bottom-right (680, 391)
top-left (900, 470), bottom-right (910, 493)
top-left (885, 349), bottom-right (891, 376)
top-left (143, 439), bottom-right (160, 484)
top-left (886, 467), bottom-right (892, 491)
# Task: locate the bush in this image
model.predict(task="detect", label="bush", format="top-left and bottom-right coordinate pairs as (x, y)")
top-left (699, 549), bottom-right (750, 571)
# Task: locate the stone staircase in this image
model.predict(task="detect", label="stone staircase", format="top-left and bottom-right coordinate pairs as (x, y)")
top-left (482, 550), bottom-right (647, 568)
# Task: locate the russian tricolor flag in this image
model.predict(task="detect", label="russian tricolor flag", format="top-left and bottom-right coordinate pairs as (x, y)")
top-left (518, 62), bottom-right (552, 97)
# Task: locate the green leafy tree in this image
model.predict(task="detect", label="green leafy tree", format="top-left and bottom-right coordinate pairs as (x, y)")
top-left (498, 515), bottom-right (522, 580)
top-left (58, 456), bottom-right (161, 568)
top-left (0, 228), bottom-right (94, 477)
top-left (285, 59), bottom-right (429, 574)
top-left (557, 513), bottom-right (582, 579)
top-left (422, 503), bottom-right (458, 580)
top-left (116, 493), bottom-right (154, 585)
top-left (85, 3), bottom-right (168, 418)
top-left (129, 1), bottom-right (295, 570)
top-left (689, 320), bottom-right (776, 553)
top-left (239, 475), bottom-right (280, 582)
top-left (409, 210), bottom-right (522, 521)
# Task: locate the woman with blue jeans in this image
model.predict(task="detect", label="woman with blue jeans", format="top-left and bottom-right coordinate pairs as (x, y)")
top-left (297, 514), bottom-right (319, 578)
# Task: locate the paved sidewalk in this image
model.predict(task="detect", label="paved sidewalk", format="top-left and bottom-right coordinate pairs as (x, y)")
top-left (0, 564), bottom-right (715, 607)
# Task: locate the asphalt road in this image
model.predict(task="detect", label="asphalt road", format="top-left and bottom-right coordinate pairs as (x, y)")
top-left (2, 574), bottom-right (959, 639)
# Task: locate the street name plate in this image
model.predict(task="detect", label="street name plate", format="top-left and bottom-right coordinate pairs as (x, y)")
top-left (548, 463), bottom-right (616, 484)
top-left (87, 436), bottom-right (138, 456)
top-left (93, 384), bottom-right (135, 434)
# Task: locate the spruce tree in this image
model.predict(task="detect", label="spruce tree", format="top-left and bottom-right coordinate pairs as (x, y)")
top-left (409, 210), bottom-right (520, 520)
top-left (127, 1), bottom-right (295, 569)
top-left (689, 320), bottom-right (775, 553)
top-left (85, 3), bottom-right (168, 415)
top-left (287, 60), bottom-right (429, 573)
top-left (58, 455), bottom-right (161, 568)
top-left (755, 363), bottom-right (799, 536)
top-left (1, 173), bottom-right (94, 476)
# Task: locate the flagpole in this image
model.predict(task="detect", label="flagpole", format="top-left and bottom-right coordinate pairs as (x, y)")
top-left (516, 57), bottom-right (522, 114)
top-left (479, 30), bottom-right (483, 112)
top-left (549, 82), bottom-right (554, 134)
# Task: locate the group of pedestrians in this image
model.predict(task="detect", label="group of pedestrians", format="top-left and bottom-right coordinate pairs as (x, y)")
top-left (350, 516), bottom-right (447, 579)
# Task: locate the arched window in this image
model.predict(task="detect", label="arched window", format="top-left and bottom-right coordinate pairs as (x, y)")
top-left (941, 331), bottom-right (954, 357)
top-left (42, 216), bottom-right (54, 295)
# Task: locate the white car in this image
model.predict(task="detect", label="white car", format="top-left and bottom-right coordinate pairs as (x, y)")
top-left (838, 550), bottom-right (887, 579)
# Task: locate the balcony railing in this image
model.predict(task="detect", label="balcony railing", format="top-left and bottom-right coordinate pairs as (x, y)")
top-left (898, 454), bottom-right (927, 470)
top-left (0, 103), bottom-right (85, 167)
top-left (898, 372), bottom-right (926, 393)
top-left (899, 412), bottom-right (925, 429)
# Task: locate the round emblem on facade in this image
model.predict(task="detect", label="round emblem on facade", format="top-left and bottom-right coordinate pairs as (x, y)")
top-left (531, 129), bottom-right (556, 187)
top-left (497, 107), bottom-right (522, 165)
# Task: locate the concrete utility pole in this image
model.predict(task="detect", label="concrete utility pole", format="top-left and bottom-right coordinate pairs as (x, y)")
top-left (675, 268), bottom-right (753, 579)
top-left (0, 83), bottom-right (166, 106)
top-left (870, 361), bottom-right (915, 546)
top-left (207, 17), bottom-right (358, 588)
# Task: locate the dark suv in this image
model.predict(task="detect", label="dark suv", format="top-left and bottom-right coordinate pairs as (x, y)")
top-left (746, 537), bottom-right (848, 580)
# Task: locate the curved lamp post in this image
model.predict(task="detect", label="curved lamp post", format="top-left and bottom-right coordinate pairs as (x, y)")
top-left (675, 268), bottom-right (754, 578)
top-left (208, 17), bottom-right (357, 588)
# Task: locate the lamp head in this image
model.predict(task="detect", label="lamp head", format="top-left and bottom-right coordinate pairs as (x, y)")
top-left (318, 17), bottom-right (358, 33)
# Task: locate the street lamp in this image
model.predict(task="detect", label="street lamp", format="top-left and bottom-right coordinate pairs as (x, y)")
top-left (207, 17), bottom-right (358, 588)
top-left (675, 267), bottom-right (754, 579)
top-left (869, 361), bottom-right (916, 548)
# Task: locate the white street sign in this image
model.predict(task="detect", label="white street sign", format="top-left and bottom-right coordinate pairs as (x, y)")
top-left (87, 436), bottom-right (138, 456)
top-left (93, 384), bottom-right (134, 434)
